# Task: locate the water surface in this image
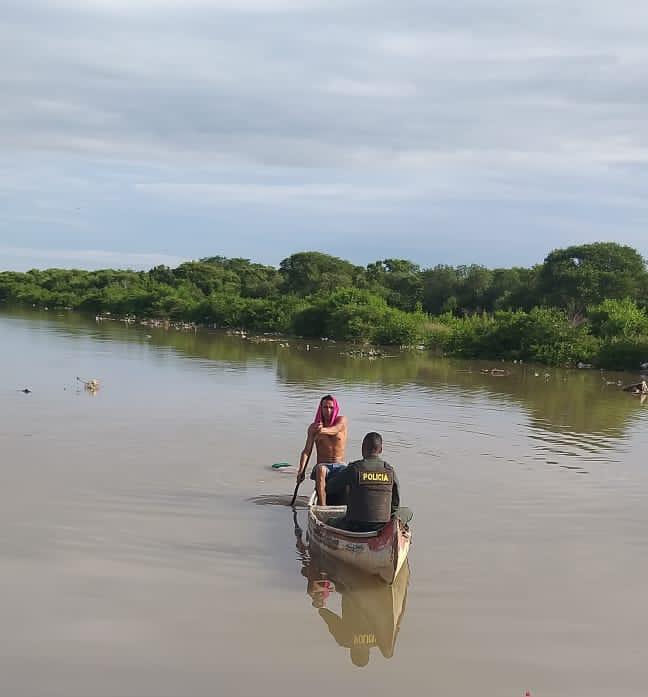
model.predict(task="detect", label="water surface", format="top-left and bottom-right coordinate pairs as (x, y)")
top-left (2, 308), bottom-right (648, 697)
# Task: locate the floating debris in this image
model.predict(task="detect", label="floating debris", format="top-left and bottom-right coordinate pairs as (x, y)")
top-left (480, 368), bottom-right (510, 376)
top-left (342, 348), bottom-right (386, 359)
top-left (76, 376), bottom-right (100, 392)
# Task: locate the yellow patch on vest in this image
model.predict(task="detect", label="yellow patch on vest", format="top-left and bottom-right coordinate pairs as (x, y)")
top-left (360, 471), bottom-right (391, 483)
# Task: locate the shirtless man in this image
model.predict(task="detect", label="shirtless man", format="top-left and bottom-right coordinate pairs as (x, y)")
top-left (296, 395), bottom-right (348, 505)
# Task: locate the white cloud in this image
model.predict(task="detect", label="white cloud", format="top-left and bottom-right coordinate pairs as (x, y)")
top-left (2, 0), bottom-right (648, 268)
top-left (135, 180), bottom-right (421, 208)
top-left (0, 247), bottom-right (186, 271)
top-left (323, 78), bottom-right (418, 98)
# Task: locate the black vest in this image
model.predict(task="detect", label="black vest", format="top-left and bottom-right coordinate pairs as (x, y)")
top-left (346, 457), bottom-right (395, 524)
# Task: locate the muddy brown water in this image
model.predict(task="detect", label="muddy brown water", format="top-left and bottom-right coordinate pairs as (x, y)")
top-left (2, 307), bottom-right (648, 697)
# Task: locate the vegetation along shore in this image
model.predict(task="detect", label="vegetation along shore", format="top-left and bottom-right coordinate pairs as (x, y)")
top-left (2, 242), bottom-right (648, 370)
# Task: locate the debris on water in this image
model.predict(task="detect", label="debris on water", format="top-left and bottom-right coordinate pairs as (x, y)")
top-left (480, 368), bottom-right (510, 376)
top-left (77, 376), bottom-right (100, 392)
top-left (271, 465), bottom-right (297, 475)
top-left (342, 347), bottom-right (386, 359)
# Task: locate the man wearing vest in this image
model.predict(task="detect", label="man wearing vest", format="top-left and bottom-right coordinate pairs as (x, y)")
top-left (325, 432), bottom-right (400, 533)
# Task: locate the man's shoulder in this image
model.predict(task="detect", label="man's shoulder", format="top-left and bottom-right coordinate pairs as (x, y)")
top-left (369, 457), bottom-right (396, 472)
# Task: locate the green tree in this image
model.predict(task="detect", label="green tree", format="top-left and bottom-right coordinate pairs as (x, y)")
top-left (538, 242), bottom-right (647, 313)
top-left (486, 267), bottom-right (538, 311)
top-left (279, 252), bottom-right (364, 296)
top-left (366, 258), bottom-right (422, 311)
top-left (174, 261), bottom-right (240, 296)
top-left (421, 265), bottom-right (460, 314)
top-left (455, 265), bottom-right (493, 313)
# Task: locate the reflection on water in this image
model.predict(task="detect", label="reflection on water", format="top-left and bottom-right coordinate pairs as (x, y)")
top-left (249, 493), bottom-right (310, 508)
top-left (5, 307), bottom-right (646, 431)
top-left (293, 511), bottom-right (409, 667)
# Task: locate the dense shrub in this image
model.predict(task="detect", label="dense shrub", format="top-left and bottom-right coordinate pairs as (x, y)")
top-left (588, 298), bottom-right (648, 339)
top-left (596, 337), bottom-right (648, 370)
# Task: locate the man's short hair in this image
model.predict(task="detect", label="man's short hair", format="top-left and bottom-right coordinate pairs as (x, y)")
top-left (363, 432), bottom-right (382, 453)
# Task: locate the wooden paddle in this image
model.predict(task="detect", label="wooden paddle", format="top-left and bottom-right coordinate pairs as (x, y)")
top-left (290, 471), bottom-right (305, 507)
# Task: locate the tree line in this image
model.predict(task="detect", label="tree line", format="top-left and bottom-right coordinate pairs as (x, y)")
top-left (1, 242), bottom-right (648, 369)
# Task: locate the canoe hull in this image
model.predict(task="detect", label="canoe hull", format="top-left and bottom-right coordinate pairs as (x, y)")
top-left (307, 502), bottom-right (411, 584)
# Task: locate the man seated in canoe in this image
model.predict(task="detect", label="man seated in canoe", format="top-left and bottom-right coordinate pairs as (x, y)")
top-left (325, 432), bottom-right (400, 533)
top-left (296, 394), bottom-right (348, 505)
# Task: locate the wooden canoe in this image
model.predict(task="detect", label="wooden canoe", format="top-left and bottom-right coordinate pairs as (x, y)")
top-left (307, 493), bottom-right (411, 584)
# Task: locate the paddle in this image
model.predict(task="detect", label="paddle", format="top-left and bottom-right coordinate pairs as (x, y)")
top-left (290, 470), bottom-right (305, 507)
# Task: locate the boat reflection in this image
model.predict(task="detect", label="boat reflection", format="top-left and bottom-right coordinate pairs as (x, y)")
top-left (294, 511), bottom-right (410, 667)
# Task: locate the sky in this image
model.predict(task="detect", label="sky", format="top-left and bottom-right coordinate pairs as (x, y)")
top-left (2, 0), bottom-right (648, 272)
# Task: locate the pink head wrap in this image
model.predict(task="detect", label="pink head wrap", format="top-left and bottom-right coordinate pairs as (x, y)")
top-left (314, 395), bottom-right (340, 427)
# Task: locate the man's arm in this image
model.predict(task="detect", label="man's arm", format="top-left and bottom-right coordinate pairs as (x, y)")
top-left (296, 425), bottom-right (317, 482)
top-left (317, 415), bottom-right (347, 436)
top-left (326, 462), bottom-right (354, 497)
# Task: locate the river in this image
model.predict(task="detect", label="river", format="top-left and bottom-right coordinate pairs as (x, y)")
top-left (1, 308), bottom-right (648, 697)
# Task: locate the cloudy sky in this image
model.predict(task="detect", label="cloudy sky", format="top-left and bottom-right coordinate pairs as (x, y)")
top-left (2, 0), bottom-right (648, 271)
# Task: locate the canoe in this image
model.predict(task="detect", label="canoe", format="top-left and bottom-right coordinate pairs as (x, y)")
top-left (307, 493), bottom-right (411, 584)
